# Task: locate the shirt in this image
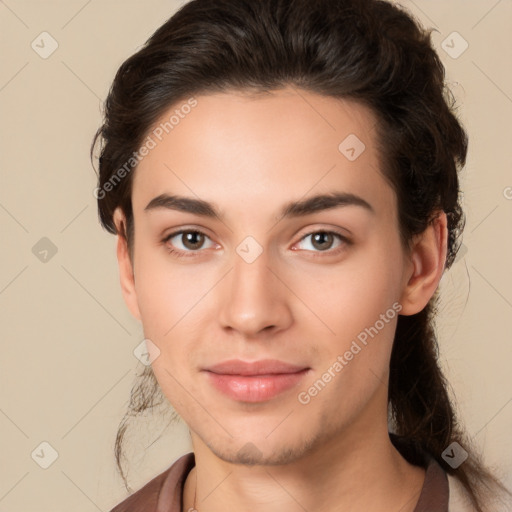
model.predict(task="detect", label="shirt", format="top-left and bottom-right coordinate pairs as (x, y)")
top-left (109, 435), bottom-right (476, 512)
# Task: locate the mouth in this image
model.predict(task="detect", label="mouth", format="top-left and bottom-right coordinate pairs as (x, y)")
top-left (202, 359), bottom-right (311, 403)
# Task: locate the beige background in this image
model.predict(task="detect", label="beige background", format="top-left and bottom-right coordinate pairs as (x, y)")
top-left (1, 1), bottom-right (511, 510)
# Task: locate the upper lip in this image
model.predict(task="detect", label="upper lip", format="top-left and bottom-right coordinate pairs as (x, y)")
top-left (204, 359), bottom-right (309, 376)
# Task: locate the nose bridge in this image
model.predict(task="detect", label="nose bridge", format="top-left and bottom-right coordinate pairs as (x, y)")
top-left (218, 240), bottom-right (291, 336)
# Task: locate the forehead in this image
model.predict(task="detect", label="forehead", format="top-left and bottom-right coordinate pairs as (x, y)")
top-left (131, 87), bottom-right (394, 221)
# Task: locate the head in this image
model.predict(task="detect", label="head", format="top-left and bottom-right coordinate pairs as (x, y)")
top-left (92, 0), bottom-right (507, 509)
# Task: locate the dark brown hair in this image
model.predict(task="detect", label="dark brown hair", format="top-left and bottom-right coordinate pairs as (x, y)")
top-left (91, 0), bottom-right (511, 508)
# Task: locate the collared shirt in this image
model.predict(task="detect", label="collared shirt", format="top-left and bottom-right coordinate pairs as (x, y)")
top-left (109, 436), bottom-right (476, 512)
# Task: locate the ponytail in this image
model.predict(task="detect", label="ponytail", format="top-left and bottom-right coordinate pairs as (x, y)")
top-left (389, 298), bottom-right (510, 511)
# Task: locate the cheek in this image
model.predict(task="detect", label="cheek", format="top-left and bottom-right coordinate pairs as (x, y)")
top-left (296, 277), bottom-right (400, 421)
top-left (295, 247), bottom-right (403, 341)
top-left (133, 248), bottom-right (211, 338)
top-left (134, 263), bottom-right (203, 410)
top-left (292, 242), bottom-right (403, 401)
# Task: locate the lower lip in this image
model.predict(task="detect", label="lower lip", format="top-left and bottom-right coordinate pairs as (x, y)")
top-left (204, 369), bottom-right (310, 402)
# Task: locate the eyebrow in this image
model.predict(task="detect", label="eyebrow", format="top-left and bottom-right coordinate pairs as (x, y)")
top-left (144, 191), bottom-right (375, 220)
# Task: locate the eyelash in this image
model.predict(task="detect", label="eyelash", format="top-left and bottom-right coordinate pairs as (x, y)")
top-left (162, 228), bottom-right (351, 259)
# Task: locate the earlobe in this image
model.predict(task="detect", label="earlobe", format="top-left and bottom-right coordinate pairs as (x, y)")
top-left (399, 211), bottom-right (448, 316)
top-left (113, 208), bottom-right (141, 321)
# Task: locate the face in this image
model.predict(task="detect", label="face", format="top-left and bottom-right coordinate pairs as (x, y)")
top-left (116, 87), bottom-right (428, 465)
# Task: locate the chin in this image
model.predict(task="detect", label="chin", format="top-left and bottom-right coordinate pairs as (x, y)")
top-left (200, 427), bottom-right (323, 467)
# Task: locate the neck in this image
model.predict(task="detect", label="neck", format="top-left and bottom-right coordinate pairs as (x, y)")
top-left (182, 424), bottom-right (425, 512)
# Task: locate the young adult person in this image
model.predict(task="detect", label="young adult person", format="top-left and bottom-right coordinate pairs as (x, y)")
top-left (91, 0), bottom-right (512, 510)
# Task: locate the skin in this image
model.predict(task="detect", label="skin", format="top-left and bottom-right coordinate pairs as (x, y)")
top-left (113, 86), bottom-right (448, 512)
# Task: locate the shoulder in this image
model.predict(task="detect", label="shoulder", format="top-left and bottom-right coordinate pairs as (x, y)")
top-left (108, 453), bottom-right (195, 512)
top-left (447, 474), bottom-right (512, 512)
top-left (447, 474), bottom-right (477, 512)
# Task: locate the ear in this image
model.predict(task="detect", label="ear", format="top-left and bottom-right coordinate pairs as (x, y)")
top-left (113, 207), bottom-right (141, 321)
top-left (399, 211), bottom-right (448, 316)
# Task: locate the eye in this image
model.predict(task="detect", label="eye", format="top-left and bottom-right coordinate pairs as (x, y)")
top-left (162, 228), bottom-right (351, 259)
top-left (163, 229), bottom-right (217, 257)
top-left (294, 230), bottom-right (350, 254)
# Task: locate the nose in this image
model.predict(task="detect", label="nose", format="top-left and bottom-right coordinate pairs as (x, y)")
top-left (217, 246), bottom-right (293, 338)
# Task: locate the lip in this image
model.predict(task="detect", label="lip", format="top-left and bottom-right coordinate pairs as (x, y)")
top-left (202, 359), bottom-right (310, 402)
